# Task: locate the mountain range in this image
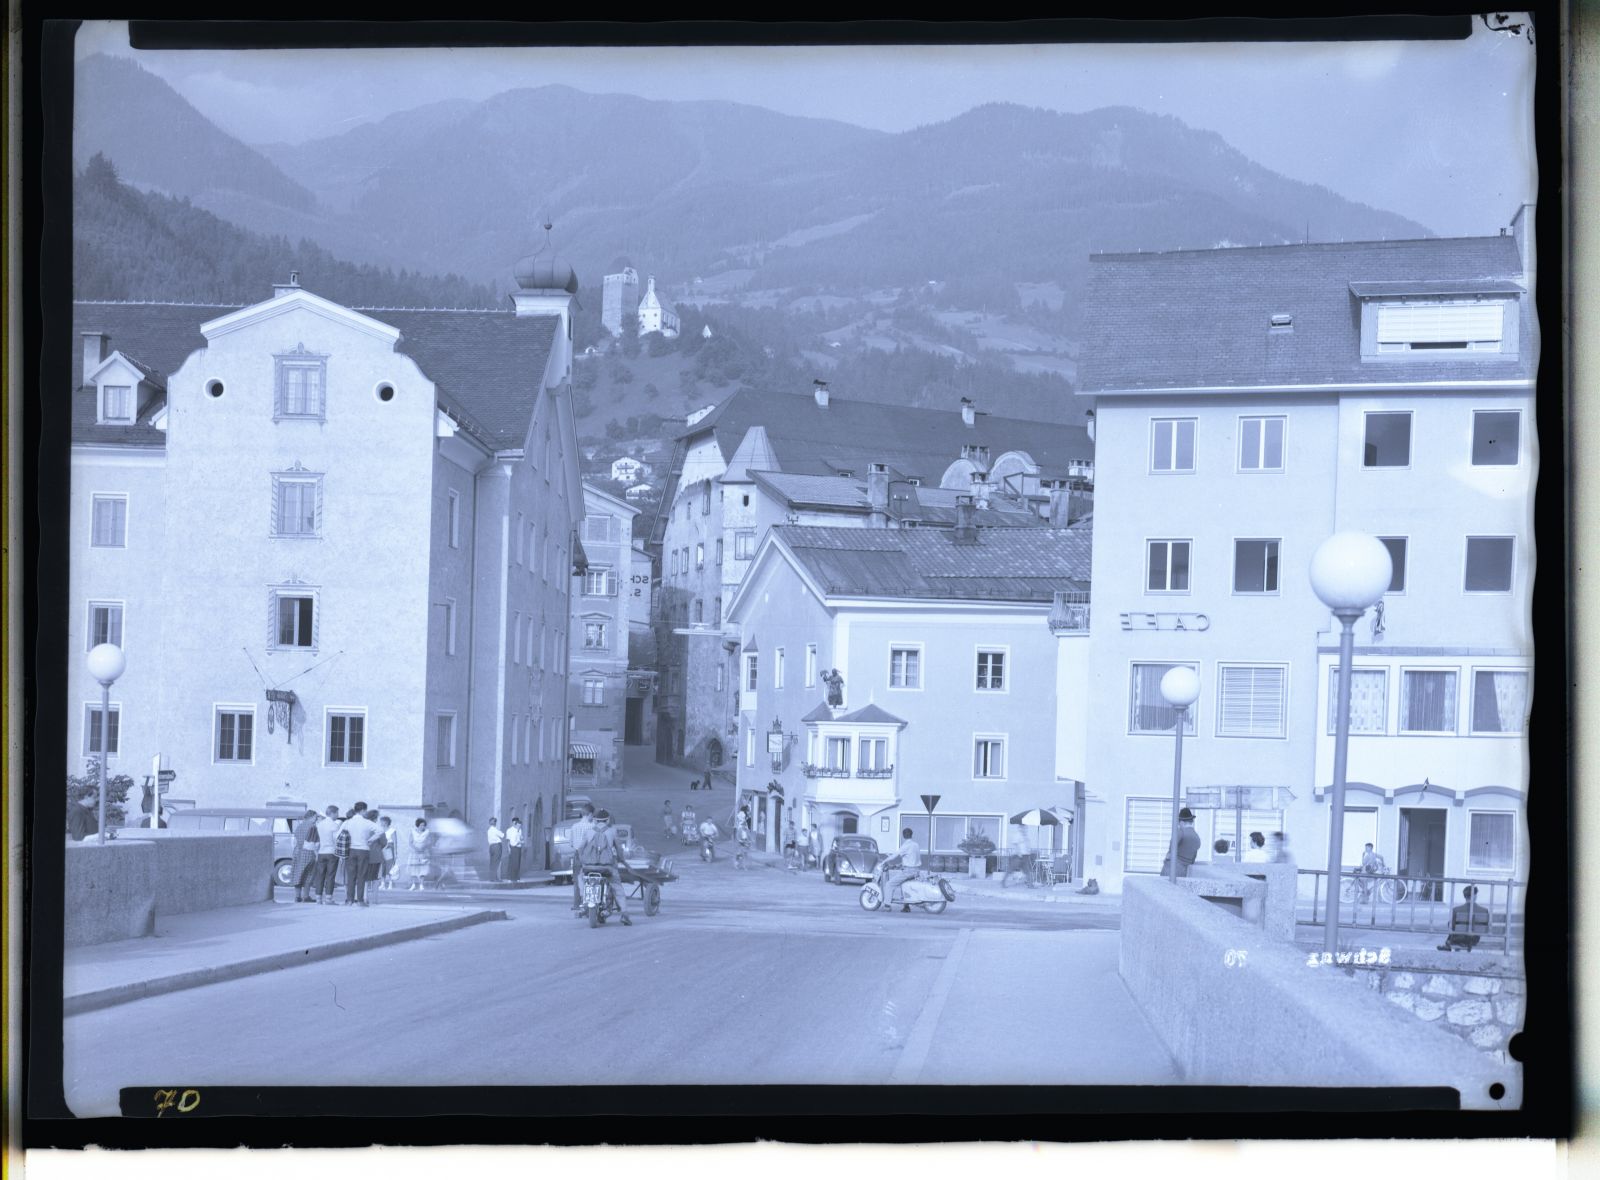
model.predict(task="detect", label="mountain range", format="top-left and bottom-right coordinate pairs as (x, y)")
top-left (75, 53), bottom-right (1433, 320)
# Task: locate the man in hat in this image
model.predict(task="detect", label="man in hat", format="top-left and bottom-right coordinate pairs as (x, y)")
top-left (1160, 808), bottom-right (1201, 878)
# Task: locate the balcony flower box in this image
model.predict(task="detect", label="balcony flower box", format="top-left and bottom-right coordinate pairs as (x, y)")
top-left (856, 766), bottom-right (895, 779)
top-left (800, 763), bottom-right (851, 779)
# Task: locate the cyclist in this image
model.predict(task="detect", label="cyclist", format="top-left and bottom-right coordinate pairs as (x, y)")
top-left (1353, 842), bottom-right (1384, 902)
top-left (576, 810), bottom-right (631, 926)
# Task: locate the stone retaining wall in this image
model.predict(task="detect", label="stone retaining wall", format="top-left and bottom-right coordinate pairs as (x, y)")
top-left (65, 833), bottom-right (273, 946)
top-left (65, 841), bottom-right (157, 946)
top-left (1351, 961), bottom-right (1523, 1065)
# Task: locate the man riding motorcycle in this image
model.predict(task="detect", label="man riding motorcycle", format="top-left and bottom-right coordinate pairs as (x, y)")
top-left (576, 809), bottom-right (631, 925)
top-left (882, 827), bottom-right (923, 913)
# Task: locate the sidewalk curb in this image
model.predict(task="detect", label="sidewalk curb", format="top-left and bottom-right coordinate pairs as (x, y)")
top-left (65, 909), bottom-right (508, 1016)
top-left (955, 886), bottom-right (1122, 909)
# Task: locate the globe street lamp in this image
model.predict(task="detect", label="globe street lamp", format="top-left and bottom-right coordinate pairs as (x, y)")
top-left (1159, 664), bottom-right (1201, 885)
top-left (85, 642), bottom-right (127, 846)
top-left (1309, 531), bottom-right (1392, 954)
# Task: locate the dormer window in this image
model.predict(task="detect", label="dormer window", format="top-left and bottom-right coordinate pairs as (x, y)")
top-left (274, 346), bottom-right (327, 420)
top-left (99, 385), bottom-right (134, 424)
top-left (1374, 303), bottom-right (1506, 354)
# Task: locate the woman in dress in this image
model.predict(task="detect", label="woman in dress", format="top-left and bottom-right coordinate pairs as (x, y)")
top-left (408, 818), bottom-right (434, 890)
top-left (291, 808), bottom-right (321, 902)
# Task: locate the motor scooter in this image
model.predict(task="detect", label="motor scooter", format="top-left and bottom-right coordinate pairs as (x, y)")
top-left (698, 823), bottom-right (717, 861)
top-left (859, 859), bottom-right (956, 914)
top-left (579, 866), bottom-right (632, 928)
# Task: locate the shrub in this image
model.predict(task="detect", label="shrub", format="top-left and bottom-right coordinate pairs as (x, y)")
top-left (957, 833), bottom-right (996, 857)
top-left (69, 759), bottom-right (133, 828)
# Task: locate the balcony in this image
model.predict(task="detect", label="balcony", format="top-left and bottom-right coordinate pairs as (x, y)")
top-left (1048, 589), bottom-right (1090, 635)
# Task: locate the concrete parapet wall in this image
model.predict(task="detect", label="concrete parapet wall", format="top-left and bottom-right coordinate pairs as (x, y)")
top-left (1119, 876), bottom-right (1515, 1108)
top-left (117, 832), bottom-right (274, 915)
top-left (65, 842), bottom-right (157, 947)
top-left (1188, 862), bottom-right (1297, 940)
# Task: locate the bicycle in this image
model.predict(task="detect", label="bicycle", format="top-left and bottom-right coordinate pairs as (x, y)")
top-left (1340, 871), bottom-right (1404, 905)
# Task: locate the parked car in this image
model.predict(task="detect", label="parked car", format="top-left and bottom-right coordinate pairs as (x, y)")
top-left (563, 795), bottom-right (594, 821)
top-left (162, 806), bottom-right (306, 887)
top-left (823, 835), bottom-right (884, 884)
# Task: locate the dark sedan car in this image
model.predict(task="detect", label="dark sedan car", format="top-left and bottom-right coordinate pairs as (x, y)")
top-left (823, 835), bottom-right (883, 884)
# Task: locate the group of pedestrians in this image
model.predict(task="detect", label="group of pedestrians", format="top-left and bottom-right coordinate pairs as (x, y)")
top-left (290, 803), bottom-right (441, 905)
top-left (483, 816), bottom-right (526, 882)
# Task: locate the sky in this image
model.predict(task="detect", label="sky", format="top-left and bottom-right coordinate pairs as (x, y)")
top-left (76, 20), bottom-right (1537, 239)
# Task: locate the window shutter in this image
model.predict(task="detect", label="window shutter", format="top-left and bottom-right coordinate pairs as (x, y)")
top-left (1377, 304), bottom-right (1503, 344)
top-left (1219, 666), bottom-right (1285, 737)
top-left (1124, 798), bottom-right (1175, 874)
top-left (270, 476), bottom-right (282, 535)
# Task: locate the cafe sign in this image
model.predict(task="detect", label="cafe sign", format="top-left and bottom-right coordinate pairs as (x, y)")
top-left (1120, 611), bottom-right (1210, 632)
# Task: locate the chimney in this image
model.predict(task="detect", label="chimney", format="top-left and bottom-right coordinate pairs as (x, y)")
top-left (1085, 408), bottom-right (1095, 443)
top-left (969, 470), bottom-right (991, 510)
top-left (1048, 485), bottom-right (1072, 528)
top-left (814, 380), bottom-right (830, 408)
top-left (960, 397), bottom-right (975, 427)
top-left (80, 331), bottom-right (107, 384)
top-left (273, 271), bottom-right (302, 298)
top-left (867, 462), bottom-right (890, 528)
top-left (953, 494), bottom-right (978, 544)
top-left (1510, 203), bottom-right (1535, 286)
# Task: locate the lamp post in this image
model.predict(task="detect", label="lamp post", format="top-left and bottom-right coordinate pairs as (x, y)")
top-left (1310, 531), bottom-right (1393, 954)
top-left (85, 642), bottom-right (126, 846)
top-left (1159, 665), bottom-right (1201, 885)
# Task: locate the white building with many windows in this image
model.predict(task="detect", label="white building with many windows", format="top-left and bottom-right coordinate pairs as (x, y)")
top-left (568, 484), bottom-right (640, 784)
top-left (67, 257), bottom-right (584, 862)
top-left (1076, 213), bottom-right (1536, 892)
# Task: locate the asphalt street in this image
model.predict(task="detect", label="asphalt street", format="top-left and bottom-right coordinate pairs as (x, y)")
top-left (63, 863), bottom-right (1170, 1114)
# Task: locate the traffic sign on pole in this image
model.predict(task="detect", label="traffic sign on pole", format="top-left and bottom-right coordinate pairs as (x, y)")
top-left (920, 794), bottom-right (940, 813)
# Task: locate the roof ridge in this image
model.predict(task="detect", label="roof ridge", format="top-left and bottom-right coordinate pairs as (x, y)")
top-left (1090, 234), bottom-right (1517, 262)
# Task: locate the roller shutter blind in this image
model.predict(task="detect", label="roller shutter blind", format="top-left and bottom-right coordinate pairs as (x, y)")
top-left (1376, 304), bottom-right (1503, 344)
top-left (1217, 665), bottom-right (1287, 737)
top-left (1124, 797), bottom-right (1173, 874)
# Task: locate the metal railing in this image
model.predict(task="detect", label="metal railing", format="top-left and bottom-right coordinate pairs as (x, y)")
top-left (1296, 869), bottom-right (1524, 955)
top-left (1048, 590), bottom-right (1090, 634)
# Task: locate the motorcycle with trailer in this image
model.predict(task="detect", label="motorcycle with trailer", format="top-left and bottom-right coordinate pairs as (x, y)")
top-left (859, 858), bottom-right (956, 915)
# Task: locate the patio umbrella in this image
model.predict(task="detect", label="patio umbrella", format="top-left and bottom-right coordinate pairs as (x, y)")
top-left (1009, 808), bottom-right (1063, 826)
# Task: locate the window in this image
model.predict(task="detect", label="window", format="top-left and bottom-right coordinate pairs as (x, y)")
top-left (774, 648), bottom-right (786, 689)
top-left (1238, 416), bottom-right (1285, 472)
top-left (859, 738), bottom-right (888, 772)
top-left (583, 678), bottom-right (605, 706)
top-left (713, 596), bottom-right (722, 626)
top-left (326, 710), bottom-right (365, 766)
top-left (735, 530), bottom-right (756, 560)
top-left (976, 649), bottom-right (1006, 691)
top-left (436, 713), bottom-right (456, 768)
top-left (1130, 662), bottom-right (1199, 735)
top-left (584, 515), bottom-right (616, 543)
top-left (83, 703), bottom-right (120, 757)
top-left (528, 523), bottom-right (538, 574)
top-left (1363, 412), bottom-right (1411, 467)
top-left (805, 644), bottom-right (817, 687)
top-left (1216, 664), bottom-right (1287, 738)
top-left (716, 664), bottom-right (726, 692)
top-left (1328, 668), bottom-right (1389, 734)
top-left (1377, 303), bottom-right (1504, 352)
top-left (716, 538), bottom-right (724, 566)
top-left (271, 591), bottom-right (316, 649)
top-left (583, 621), bottom-right (608, 650)
top-left (744, 654), bottom-right (759, 693)
top-left (90, 494), bottom-right (127, 548)
top-left (583, 568), bottom-right (618, 596)
top-left (1146, 540), bottom-right (1191, 593)
top-left (1471, 669), bottom-right (1528, 735)
top-left (512, 611), bottom-right (522, 664)
top-left (1464, 537), bottom-right (1514, 592)
top-left (702, 481), bottom-right (712, 514)
top-left (272, 474), bottom-right (322, 538)
top-left (825, 736), bottom-right (851, 770)
top-left (1400, 669), bottom-right (1458, 734)
top-left (100, 384), bottom-right (133, 423)
top-left (513, 514), bottom-right (524, 566)
top-left (889, 646), bottom-right (922, 690)
top-left (1233, 539), bottom-right (1280, 594)
top-left (973, 736), bottom-right (1006, 779)
top-left (1472, 410), bottom-right (1520, 465)
top-left (900, 813), bottom-right (1000, 855)
top-left (1379, 537), bottom-right (1407, 593)
top-left (745, 726), bottom-right (755, 766)
top-left (87, 601), bottom-right (123, 649)
top-left (695, 542), bottom-right (705, 569)
top-left (1151, 418), bottom-right (1196, 473)
top-left (448, 490), bottom-right (461, 548)
top-left (213, 707), bottom-right (254, 763)
top-left (444, 598), bottom-right (457, 656)
top-left (1467, 812), bottom-right (1515, 874)
top-left (274, 349), bottom-right (327, 420)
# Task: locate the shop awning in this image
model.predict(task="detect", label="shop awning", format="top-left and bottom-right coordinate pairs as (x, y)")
top-left (569, 743), bottom-right (598, 760)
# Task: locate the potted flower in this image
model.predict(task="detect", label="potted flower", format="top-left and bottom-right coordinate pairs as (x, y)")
top-left (958, 833), bottom-right (996, 879)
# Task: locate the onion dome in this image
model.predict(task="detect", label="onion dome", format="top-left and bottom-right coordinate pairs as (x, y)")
top-left (514, 254), bottom-right (579, 294)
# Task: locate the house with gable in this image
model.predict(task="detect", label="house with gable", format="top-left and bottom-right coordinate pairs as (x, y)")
top-left (1076, 212), bottom-right (1536, 892)
top-left (651, 383), bottom-right (1094, 775)
top-left (68, 253), bottom-right (585, 865)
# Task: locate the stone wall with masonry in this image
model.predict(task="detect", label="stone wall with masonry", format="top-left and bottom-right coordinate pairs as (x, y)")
top-left (1354, 962), bottom-right (1523, 1065)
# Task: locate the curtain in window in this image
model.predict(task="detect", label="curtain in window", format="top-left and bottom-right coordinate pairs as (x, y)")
top-left (1401, 670), bottom-right (1457, 732)
top-left (92, 499), bottom-right (126, 546)
top-left (934, 816), bottom-right (966, 852)
top-left (1468, 813), bottom-right (1513, 871)
top-left (1131, 664), bottom-right (1196, 733)
top-left (1472, 670), bottom-right (1528, 734)
top-left (1330, 669), bottom-right (1388, 733)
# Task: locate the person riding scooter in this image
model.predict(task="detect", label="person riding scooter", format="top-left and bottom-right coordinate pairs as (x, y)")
top-left (882, 827), bottom-right (923, 913)
top-left (698, 817), bottom-right (719, 861)
top-left (577, 810), bottom-right (631, 925)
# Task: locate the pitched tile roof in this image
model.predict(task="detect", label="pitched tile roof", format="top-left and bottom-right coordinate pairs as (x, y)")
top-left (681, 389), bottom-right (1093, 483)
top-left (72, 299), bottom-right (559, 451)
top-left (749, 470), bottom-right (1050, 527)
top-left (720, 424), bottom-right (781, 484)
top-left (836, 703), bottom-right (907, 727)
top-left (1079, 235), bottom-right (1537, 393)
top-left (750, 470), bottom-right (872, 510)
top-left (773, 523), bottom-right (1091, 602)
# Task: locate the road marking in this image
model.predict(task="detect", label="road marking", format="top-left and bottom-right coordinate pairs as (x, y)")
top-left (888, 925), bottom-right (972, 1084)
